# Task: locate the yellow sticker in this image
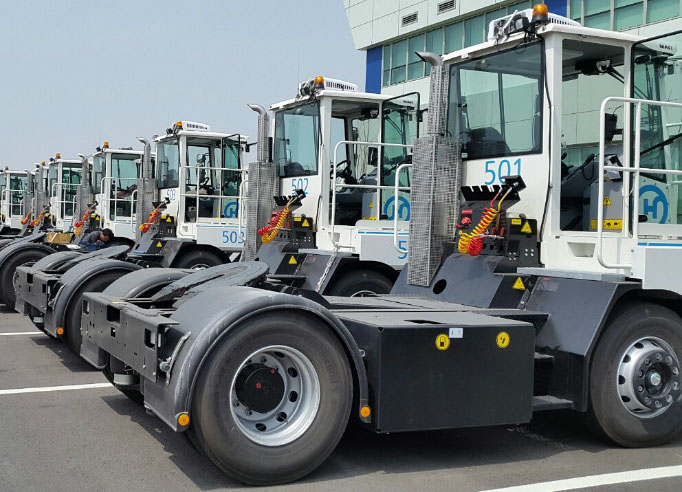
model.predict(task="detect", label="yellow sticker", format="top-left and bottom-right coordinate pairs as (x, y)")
top-left (521, 221), bottom-right (532, 234)
top-left (512, 277), bottom-right (525, 290)
top-left (156, 241), bottom-right (163, 248)
top-left (603, 195), bottom-right (612, 206)
top-left (497, 332), bottom-right (510, 349)
top-left (166, 216), bottom-right (172, 222)
top-left (302, 219), bottom-right (310, 227)
top-left (589, 219), bottom-right (623, 230)
top-left (368, 201), bottom-right (374, 209)
top-left (435, 333), bottom-right (450, 351)
top-left (288, 256), bottom-right (298, 265)
top-left (511, 218), bottom-right (522, 225)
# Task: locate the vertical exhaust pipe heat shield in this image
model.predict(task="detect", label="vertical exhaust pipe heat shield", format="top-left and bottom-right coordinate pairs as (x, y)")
top-left (407, 52), bottom-right (463, 286)
top-left (244, 104), bottom-right (277, 261)
top-left (135, 137), bottom-right (156, 242)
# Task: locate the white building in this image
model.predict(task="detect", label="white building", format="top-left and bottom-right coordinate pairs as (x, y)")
top-left (344, 0), bottom-right (682, 102)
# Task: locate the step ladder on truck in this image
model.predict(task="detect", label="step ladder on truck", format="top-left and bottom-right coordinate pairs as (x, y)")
top-left (78, 5), bottom-right (682, 485)
top-left (14, 124), bottom-right (249, 354)
top-left (246, 76), bottom-right (421, 296)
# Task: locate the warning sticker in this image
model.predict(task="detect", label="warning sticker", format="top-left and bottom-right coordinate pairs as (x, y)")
top-left (512, 277), bottom-right (526, 290)
top-left (496, 332), bottom-right (510, 349)
top-left (156, 241), bottom-right (163, 248)
top-left (288, 256), bottom-right (298, 265)
top-left (302, 219), bottom-right (310, 227)
top-left (603, 196), bottom-right (612, 206)
top-left (435, 333), bottom-right (450, 351)
top-left (521, 221), bottom-right (532, 234)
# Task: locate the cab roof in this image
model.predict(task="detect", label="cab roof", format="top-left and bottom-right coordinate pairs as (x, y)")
top-left (271, 90), bottom-right (394, 112)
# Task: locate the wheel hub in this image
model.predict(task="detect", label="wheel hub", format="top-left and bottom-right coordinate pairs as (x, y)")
top-left (235, 363), bottom-right (285, 413)
top-left (229, 345), bottom-right (320, 446)
top-left (617, 337), bottom-right (681, 418)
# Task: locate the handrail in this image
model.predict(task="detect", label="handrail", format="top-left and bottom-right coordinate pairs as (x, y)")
top-left (179, 164), bottom-right (246, 224)
top-left (330, 140), bottom-right (412, 249)
top-left (393, 163), bottom-right (413, 253)
top-left (50, 182), bottom-right (80, 220)
top-left (100, 176), bottom-right (138, 224)
top-left (597, 96), bottom-right (682, 270)
top-left (238, 177), bottom-right (248, 242)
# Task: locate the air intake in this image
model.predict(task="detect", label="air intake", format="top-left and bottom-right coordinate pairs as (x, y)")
top-left (402, 12), bottom-right (418, 27)
top-left (437, 1), bottom-right (455, 14)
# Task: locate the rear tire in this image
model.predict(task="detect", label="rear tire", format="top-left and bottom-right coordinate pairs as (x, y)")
top-left (327, 269), bottom-right (393, 297)
top-left (589, 302), bottom-right (682, 447)
top-left (192, 311), bottom-right (352, 485)
top-left (173, 250), bottom-right (223, 270)
top-left (63, 270), bottom-right (126, 356)
top-left (0, 249), bottom-right (50, 308)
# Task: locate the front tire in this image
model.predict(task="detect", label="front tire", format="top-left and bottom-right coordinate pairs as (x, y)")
top-left (589, 302), bottom-right (682, 447)
top-left (327, 269), bottom-right (393, 297)
top-left (173, 250), bottom-right (223, 270)
top-left (191, 311), bottom-right (352, 485)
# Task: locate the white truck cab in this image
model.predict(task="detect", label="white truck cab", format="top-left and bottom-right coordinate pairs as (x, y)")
top-left (0, 167), bottom-right (29, 233)
top-left (45, 154), bottom-right (82, 232)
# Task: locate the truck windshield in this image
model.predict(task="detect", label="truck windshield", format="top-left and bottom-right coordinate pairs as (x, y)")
top-left (274, 103), bottom-right (320, 177)
top-left (157, 139), bottom-right (180, 188)
top-left (92, 155), bottom-right (105, 193)
top-left (447, 41), bottom-right (543, 160)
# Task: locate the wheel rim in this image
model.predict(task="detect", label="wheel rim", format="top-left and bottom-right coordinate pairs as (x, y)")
top-left (229, 345), bottom-right (320, 446)
top-left (617, 336), bottom-right (681, 418)
top-left (350, 289), bottom-right (378, 298)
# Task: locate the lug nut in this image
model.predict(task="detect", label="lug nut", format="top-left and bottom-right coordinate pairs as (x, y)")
top-left (644, 397), bottom-right (651, 404)
top-left (644, 358), bottom-right (651, 365)
top-left (666, 395), bottom-right (673, 403)
top-left (673, 367), bottom-right (679, 376)
top-left (673, 382), bottom-right (680, 390)
top-left (666, 356), bottom-right (673, 365)
top-left (638, 385), bottom-right (644, 392)
top-left (656, 353), bottom-right (662, 361)
top-left (655, 400), bottom-right (662, 408)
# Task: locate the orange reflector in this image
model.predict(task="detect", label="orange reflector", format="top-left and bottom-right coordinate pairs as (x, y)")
top-left (360, 406), bottom-right (371, 418)
top-left (177, 413), bottom-right (190, 426)
top-left (56, 327), bottom-right (64, 336)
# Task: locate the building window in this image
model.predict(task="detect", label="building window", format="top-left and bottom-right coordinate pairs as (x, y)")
top-left (380, 0), bottom-right (537, 87)
top-left (569, 1), bottom-right (681, 29)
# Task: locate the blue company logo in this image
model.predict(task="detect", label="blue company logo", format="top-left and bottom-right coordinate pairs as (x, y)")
top-left (639, 185), bottom-right (668, 224)
top-left (383, 195), bottom-right (410, 221)
top-left (224, 201), bottom-right (239, 218)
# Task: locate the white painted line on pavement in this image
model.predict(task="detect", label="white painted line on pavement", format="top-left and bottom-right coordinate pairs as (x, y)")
top-left (480, 465), bottom-right (682, 491)
top-left (0, 331), bottom-right (44, 336)
top-left (0, 383), bottom-right (112, 395)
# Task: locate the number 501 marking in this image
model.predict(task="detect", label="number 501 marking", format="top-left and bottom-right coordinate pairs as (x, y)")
top-left (484, 158), bottom-right (522, 185)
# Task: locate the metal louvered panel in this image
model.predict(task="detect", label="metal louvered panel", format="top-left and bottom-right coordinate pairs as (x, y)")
top-left (402, 12), bottom-right (418, 26)
top-left (437, 1), bottom-right (455, 14)
top-left (244, 161), bottom-right (277, 261)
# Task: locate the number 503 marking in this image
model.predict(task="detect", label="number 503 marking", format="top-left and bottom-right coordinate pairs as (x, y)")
top-left (484, 158), bottom-right (521, 185)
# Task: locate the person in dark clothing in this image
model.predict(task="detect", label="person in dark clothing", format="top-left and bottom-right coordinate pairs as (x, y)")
top-left (80, 228), bottom-right (114, 247)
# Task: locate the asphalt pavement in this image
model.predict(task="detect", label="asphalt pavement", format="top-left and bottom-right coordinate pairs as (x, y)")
top-left (1, 304), bottom-right (681, 492)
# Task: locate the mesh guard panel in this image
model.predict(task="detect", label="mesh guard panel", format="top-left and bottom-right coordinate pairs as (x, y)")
top-left (244, 161), bottom-right (277, 261)
top-left (407, 137), bottom-right (461, 286)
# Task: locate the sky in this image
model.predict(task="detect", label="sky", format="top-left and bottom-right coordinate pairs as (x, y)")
top-left (0, 1), bottom-right (364, 168)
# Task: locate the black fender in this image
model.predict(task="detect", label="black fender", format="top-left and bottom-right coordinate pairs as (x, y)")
top-left (43, 258), bottom-right (142, 338)
top-left (140, 287), bottom-right (370, 431)
top-left (0, 233), bottom-right (52, 272)
top-left (81, 268), bottom-right (193, 369)
top-left (161, 238), bottom-right (230, 268)
top-left (30, 251), bottom-right (81, 270)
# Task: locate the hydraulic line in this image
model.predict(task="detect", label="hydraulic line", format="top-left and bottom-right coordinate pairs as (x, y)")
top-left (258, 195), bottom-right (298, 244)
top-left (458, 188), bottom-right (512, 256)
top-left (139, 203), bottom-right (165, 234)
top-left (20, 209), bottom-right (33, 226)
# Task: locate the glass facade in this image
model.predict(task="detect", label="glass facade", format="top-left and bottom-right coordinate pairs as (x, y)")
top-left (570, 0), bottom-right (680, 29)
top-left (383, 1), bottom-right (532, 87)
top-left (382, 0), bottom-right (682, 88)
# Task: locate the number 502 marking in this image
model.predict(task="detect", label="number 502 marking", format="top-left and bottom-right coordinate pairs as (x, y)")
top-left (484, 158), bottom-right (522, 185)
